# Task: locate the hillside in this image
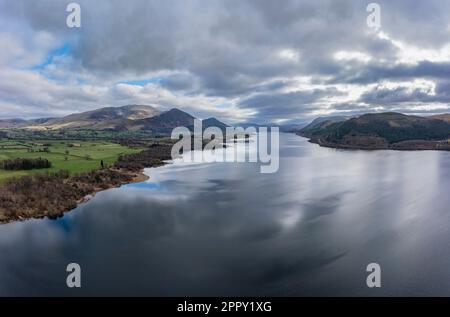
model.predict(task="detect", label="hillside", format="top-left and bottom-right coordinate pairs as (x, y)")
top-left (0, 119), bottom-right (28, 129)
top-left (25, 105), bottom-right (162, 131)
top-left (136, 108), bottom-right (196, 133)
top-left (0, 105), bottom-right (229, 136)
top-left (300, 115), bottom-right (351, 137)
top-left (299, 112), bottom-right (450, 150)
top-left (202, 117), bottom-right (229, 131)
top-left (431, 114), bottom-right (450, 123)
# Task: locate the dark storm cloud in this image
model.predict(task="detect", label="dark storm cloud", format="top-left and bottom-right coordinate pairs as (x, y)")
top-left (359, 80), bottom-right (450, 106)
top-left (373, 0), bottom-right (450, 47)
top-left (5, 0), bottom-right (372, 81)
top-left (2, 0), bottom-right (450, 120)
top-left (239, 88), bottom-right (343, 120)
top-left (332, 61), bottom-right (450, 85)
top-left (199, 76), bottom-right (293, 98)
top-left (159, 74), bottom-right (195, 91)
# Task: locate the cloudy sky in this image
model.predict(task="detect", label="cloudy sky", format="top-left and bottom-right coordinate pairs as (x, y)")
top-left (1, 0), bottom-right (450, 124)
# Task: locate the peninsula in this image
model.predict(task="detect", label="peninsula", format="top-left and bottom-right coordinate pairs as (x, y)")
top-left (297, 112), bottom-right (450, 151)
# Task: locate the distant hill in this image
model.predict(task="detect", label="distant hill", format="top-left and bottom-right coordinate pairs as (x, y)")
top-left (278, 123), bottom-right (307, 132)
top-left (233, 122), bottom-right (264, 129)
top-left (0, 119), bottom-right (28, 129)
top-left (298, 112), bottom-right (450, 150)
top-left (29, 118), bottom-right (55, 125)
top-left (202, 117), bottom-right (229, 131)
top-left (0, 118), bottom-right (53, 129)
top-left (231, 122), bottom-right (306, 132)
top-left (300, 115), bottom-right (352, 136)
top-left (431, 113), bottom-right (450, 123)
top-left (25, 105), bottom-right (162, 131)
top-left (0, 105), bottom-right (232, 136)
top-left (136, 108), bottom-right (196, 133)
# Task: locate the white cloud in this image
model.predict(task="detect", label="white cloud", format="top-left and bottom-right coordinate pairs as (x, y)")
top-left (277, 49), bottom-right (300, 63)
top-left (1, 0), bottom-right (450, 122)
top-left (378, 31), bottom-right (450, 64)
top-left (334, 51), bottom-right (372, 63)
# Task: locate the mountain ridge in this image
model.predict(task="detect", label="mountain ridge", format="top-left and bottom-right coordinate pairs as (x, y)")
top-left (298, 112), bottom-right (450, 150)
top-left (0, 105), bottom-right (228, 135)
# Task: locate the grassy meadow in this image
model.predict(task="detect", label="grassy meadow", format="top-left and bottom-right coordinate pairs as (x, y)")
top-left (0, 140), bottom-right (143, 183)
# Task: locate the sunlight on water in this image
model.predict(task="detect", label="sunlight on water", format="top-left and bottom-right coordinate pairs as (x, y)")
top-left (1, 134), bottom-right (450, 296)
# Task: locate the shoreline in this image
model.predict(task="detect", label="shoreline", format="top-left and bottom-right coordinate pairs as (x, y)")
top-left (75, 168), bottom-right (151, 205)
top-left (0, 144), bottom-right (173, 225)
top-left (299, 134), bottom-right (450, 151)
top-left (0, 167), bottom-right (157, 225)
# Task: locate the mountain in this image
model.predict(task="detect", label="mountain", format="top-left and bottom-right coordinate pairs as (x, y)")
top-left (25, 105), bottom-right (161, 131)
top-left (0, 105), bottom-right (220, 135)
top-left (299, 112), bottom-right (450, 150)
top-left (231, 122), bottom-right (305, 132)
top-left (278, 123), bottom-right (307, 132)
top-left (29, 118), bottom-right (55, 125)
top-left (233, 122), bottom-right (264, 129)
top-left (202, 117), bottom-right (229, 131)
top-left (0, 119), bottom-right (28, 129)
top-left (136, 108), bottom-right (196, 133)
top-left (431, 113), bottom-right (450, 123)
top-left (0, 105), bottom-right (236, 135)
top-left (300, 115), bottom-right (352, 136)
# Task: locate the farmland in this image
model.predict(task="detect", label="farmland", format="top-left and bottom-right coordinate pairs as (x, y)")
top-left (0, 140), bottom-right (143, 183)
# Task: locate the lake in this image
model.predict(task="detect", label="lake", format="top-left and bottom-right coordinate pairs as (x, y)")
top-left (1, 133), bottom-right (450, 296)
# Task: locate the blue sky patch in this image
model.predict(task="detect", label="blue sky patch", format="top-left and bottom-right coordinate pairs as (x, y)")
top-left (119, 77), bottom-right (164, 86)
top-left (32, 42), bottom-right (72, 71)
top-left (216, 103), bottom-right (232, 109)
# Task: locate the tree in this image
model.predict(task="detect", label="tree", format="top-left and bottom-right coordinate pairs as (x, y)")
top-left (0, 158), bottom-right (52, 170)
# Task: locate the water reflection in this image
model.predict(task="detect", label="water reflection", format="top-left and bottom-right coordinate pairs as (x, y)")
top-left (1, 134), bottom-right (450, 296)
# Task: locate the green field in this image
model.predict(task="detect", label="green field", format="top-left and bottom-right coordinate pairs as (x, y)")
top-left (0, 140), bottom-right (143, 183)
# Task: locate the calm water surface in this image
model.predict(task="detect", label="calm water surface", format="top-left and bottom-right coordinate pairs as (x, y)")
top-left (1, 133), bottom-right (450, 296)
